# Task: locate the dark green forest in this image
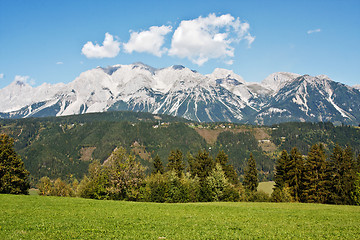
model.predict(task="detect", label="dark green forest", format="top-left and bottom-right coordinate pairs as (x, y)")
top-left (1, 111), bottom-right (360, 186)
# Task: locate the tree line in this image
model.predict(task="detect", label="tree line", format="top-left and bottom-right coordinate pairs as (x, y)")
top-left (38, 148), bottom-right (247, 202)
top-left (272, 144), bottom-right (360, 205)
top-left (1, 132), bottom-right (360, 205)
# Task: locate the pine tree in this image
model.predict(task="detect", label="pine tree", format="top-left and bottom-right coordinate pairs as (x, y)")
top-left (243, 153), bottom-right (258, 192)
top-left (328, 145), bottom-right (357, 204)
top-left (287, 147), bottom-right (304, 202)
top-left (215, 150), bottom-right (239, 185)
top-left (0, 134), bottom-right (30, 194)
top-left (189, 149), bottom-right (214, 181)
top-left (343, 146), bottom-right (357, 204)
top-left (189, 150), bottom-right (215, 202)
top-left (167, 149), bottom-right (185, 178)
top-left (301, 144), bottom-right (327, 203)
top-left (274, 150), bottom-right (289, 189)
top-left (152, 154), bottom-right (164, 174)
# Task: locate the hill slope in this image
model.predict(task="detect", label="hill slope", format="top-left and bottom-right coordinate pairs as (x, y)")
top-left (1, 111), bottom-right (360, 184)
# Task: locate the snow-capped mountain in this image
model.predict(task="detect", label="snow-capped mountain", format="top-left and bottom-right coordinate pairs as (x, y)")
top-left (1, 63), bottom-right (360, 125)
top-left (255, 75), bottom-right (360, 124)
top-left (261, 72), bottom-right (301, 93)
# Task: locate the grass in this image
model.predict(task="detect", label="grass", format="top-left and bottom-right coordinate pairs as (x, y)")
top-left (1, 194), bottom-right (359, 239)
top-left (258, 181), bottom-right (275, 195)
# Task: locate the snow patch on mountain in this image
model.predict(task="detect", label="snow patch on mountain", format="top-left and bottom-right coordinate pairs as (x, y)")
top-left (1, 62), bottom-right (359, 125)
top-left (261, 72), bottom-right (301, 92)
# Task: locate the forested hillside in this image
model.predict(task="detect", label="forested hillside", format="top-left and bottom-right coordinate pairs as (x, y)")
top-left (1, 111), bottom-right (360, 185)
top-left (271, 122), bottom-right (360, 155)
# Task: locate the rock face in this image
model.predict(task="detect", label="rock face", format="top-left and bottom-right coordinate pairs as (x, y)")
top-left (1, 62), bottom-right (360, 125)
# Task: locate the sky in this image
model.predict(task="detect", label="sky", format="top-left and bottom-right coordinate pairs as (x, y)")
top-left (0, 0), bottom-right (359, 89)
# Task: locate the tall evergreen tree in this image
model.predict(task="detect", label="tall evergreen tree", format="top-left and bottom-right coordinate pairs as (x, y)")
top-left (343, 146), bottom-right (357, 204)
top-left (243, 153), bottom-right (258, 192)
top-left (167, 149), bottom-right (185, 178)
top-left (328, 145), bottom-right (356, 204)
top-left (301, 144), bottom-right (327, 203)
top-left (215, 150), bottom-right (239, 185)
top-left (287, 147), bottom-right (304, 202)
top-left (189, 150), bottom-right (215, 202)
top-left (152, 154), bottom-right (164, 174)
top-left (189, 150), bottom-right (214, 181)
top-left (274, 150), bottom-right (289, 189)
top-left (0, 134), bottom-right (30, 194)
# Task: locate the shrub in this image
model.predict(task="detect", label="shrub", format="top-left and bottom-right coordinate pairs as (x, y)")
top-left (245, 190), bottom-right (271, 202)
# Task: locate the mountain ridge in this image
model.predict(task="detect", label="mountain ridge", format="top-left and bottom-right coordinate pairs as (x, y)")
top-left (1, 62), bottom-right (360, 125)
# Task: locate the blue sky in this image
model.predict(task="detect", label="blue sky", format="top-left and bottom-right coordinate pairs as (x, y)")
top-left (0, 0), bottom-right (359, 88)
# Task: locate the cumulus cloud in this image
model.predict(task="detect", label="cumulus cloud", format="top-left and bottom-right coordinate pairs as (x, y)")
top-left (0, 73), bottom-right (4, 79)
top-left (307, 29), bottom-right (321, 34)
top-left (56, 61), bottom-right (63, 65)
top-left (14, 75), bottom-right (35, 86)
top-left (168, 13), bottom-right (255, 65)
top-left (82, 33), bottom-right (121, 58)
top-left (123, 25), bottom-right (172, 57)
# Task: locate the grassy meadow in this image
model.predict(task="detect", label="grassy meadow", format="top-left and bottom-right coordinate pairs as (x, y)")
top-left (1, 194), bottom-right (359, 239)
top-left (257, 181), bottom-right (275, 195)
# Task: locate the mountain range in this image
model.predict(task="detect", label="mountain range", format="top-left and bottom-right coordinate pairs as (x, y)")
top-left (1, 62), bottom-right (360, 125)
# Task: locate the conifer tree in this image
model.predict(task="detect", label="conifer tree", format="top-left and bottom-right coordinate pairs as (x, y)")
top-left (215, 150), bottom-right (239, 185)
top-left (274, 150), bottom-right (289, 189)
top-left (343, 146), bottom-right (357, 204)
top-left (287, 147), bottom-right (304, 202)
top-left (328, 145), bottom-right (356, 204)
top-left (0, 134), bottom-right (30, 194)
top-left (189, 150), bottom-right (214, 181)
top-left (167, 149), bottom-right (185, 178)
top-left (189, 150), bottom-right (215, 201)
top-left (243, 153), bottom-right (258, 192)
top-left (301, 144), bottom-right (327, 203)
top-left (152, 154), bottom-right (164, 174)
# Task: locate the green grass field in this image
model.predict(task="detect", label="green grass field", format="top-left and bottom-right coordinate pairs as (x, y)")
top-left (1, 194), bottom-right (359, 239)
top-left (257, 181), bottom-right (275, 195)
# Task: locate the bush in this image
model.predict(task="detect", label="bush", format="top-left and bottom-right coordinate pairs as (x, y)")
top-left (143, 171), bottom-right (200, 203)
top-left (351, 173), bottom-right (360, 205)
top-left (271, 186), bottom-right (293, 202)
top-left (37, 176), bottom-right (74, 197)
top-left (245, 190), bottom-right (271, 202)
top-left (206, 164), bottom-right (240, 202)
top-left (143, 172), bottom-right (168, 203)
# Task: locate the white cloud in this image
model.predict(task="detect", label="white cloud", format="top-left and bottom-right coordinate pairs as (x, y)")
top-left (307, 29), bottom-right (321, 34)
top-left (0, 73), bottom-right (4, 79)
top-left (123, 25), bottom-right (172, 57)
top-left (14, 75), bottom-right (35, 86)
top-left (82, 33), bottom-right (121, 58)
top-left (56, 61), bottom-right (63, 65)
top-left (168, 13), bottom-right (255, 65)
